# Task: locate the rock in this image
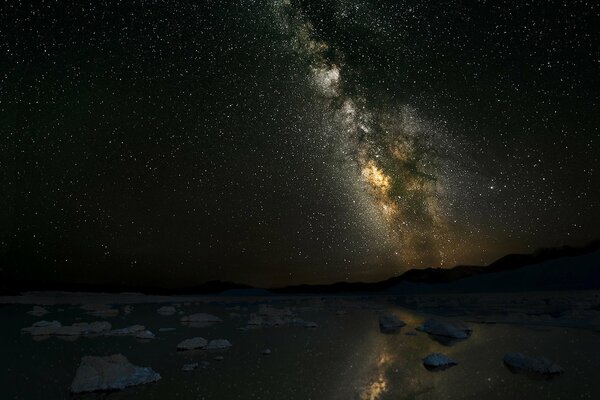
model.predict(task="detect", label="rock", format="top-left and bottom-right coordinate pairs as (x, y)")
top-left (135, 330), bottom-right (156, 340)
top-left (423, 353), bottom-right (458, 371)
top-left (70, 354), bottom-right (161, 393)
top-left (28, 306), bottom-right (49, 317)
top-left (205, 339), bottom-right (232, 351)
top-left (258, 305), bottom-right (293, 317)
top-left (87, 321), bottom-right (112, 334)
top-left (405, 332), bottom-right (417, 336)
top-left (22, 320), bottom-right (62, 336)
top-left (417, 319), bottom-right (472, 339)
top-left (177, 337), bottom-right (208, 351)
top-left (181, 313), bottom-right (222, 325)
top-left (262, 349), bottom-right (271, 355)
top-left (159, 328), bottom-right (176, 332)
top-left (214, 355), bottom-right (224, 361)
top-left (304, 321), bottom-right (318, 328)
top-left (379, 313), bottom-right (406, 333)
top-left (122, 306), bottom-right (134, 315)
top-left (157, 306), bottom-right (176, 316)
top-left (108, 325), bottom-right (146, 336)
top-left (503, 352), bottom-right (564, 377)
top-left (182, 363), bottom-right (199, 372)
top-left (55, 324), bottom-right (89, 336)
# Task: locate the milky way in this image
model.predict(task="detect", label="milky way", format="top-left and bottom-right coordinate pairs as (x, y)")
top-left (274, 0), bottom-right (465, 267)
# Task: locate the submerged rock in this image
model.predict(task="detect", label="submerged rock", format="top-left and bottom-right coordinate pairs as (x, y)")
top-left (503, 352), bottom-right (564, 378)
top-left (28, 306), bottom-right (49, 317)
top-left (417, 319), bottom-right (472, 339)
top-left (379, 314), bottom-right (406, 333)
top-left (177, 337), bottom-right (208, 351)
top-left (70, 354), bottom-right (161, 393)
top-left (423, 353), bottom-right (458, 371)
top-left (205, 339), bottom-right (232, 350)
top-left (157, 306), bottom-right (176, 316)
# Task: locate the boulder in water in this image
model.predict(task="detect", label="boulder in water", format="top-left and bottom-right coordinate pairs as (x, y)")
top-left (157, 306), bottom-right (176, 316)
top-left (205, 339), bottom-right (232, 350)
top-left (177, 337), bottom-right (208, 351)
top-left (70, 354), bottom-right (161, 393)
top-left (379, 313), bottom-right (406, 333)
top-left (422, 353), bottom-right (458, 371)
top-left (503, 352), bottom-right (564, 378)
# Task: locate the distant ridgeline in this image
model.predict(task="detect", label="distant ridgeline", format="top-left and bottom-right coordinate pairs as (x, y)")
top-left (1, 241), bottom-right (599, 295)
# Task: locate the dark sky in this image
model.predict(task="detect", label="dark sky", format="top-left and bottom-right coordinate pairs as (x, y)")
top-left (1, 0), bottom-right (599, 287)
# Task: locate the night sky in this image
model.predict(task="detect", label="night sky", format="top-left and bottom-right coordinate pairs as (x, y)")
top-left (1, 0), bottom-right (598, 287)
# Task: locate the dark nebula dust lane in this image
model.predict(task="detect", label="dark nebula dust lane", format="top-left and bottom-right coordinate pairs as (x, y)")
top-left (1, 0), bottom-right (599, 287)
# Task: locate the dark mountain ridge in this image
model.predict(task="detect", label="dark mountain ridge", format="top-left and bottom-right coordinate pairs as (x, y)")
top-left (1, 241), bottom-right (598, 295)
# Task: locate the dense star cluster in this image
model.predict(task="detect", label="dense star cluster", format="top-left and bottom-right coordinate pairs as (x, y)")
top-left (1, 0), bottom-right (598, 287)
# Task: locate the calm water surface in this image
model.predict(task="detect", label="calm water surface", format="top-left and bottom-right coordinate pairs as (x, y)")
top-left (1, 298), bottom-right (598, 399)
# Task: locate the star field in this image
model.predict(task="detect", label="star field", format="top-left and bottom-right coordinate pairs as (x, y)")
top-left (1, 0), bottom-right (598, 287)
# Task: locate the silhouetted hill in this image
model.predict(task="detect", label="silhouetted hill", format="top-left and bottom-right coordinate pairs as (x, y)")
top-left (272, 240), bottom-right (600, 293)
top-left (2, 241), bottom-right (599, 295)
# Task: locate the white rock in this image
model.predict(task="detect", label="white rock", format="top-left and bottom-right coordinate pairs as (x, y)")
top-left (28, 306), bottom-right (49, 317)
top-left (87, 321), bottom-right (112, 334)
top-left (205, 339), bottom-right (232, 350)
top-left (135, 330), bottom-right (156, 340)
top-left (177, 337), bottom-right (208, 351)
top-left (22, 320), bottom-right (62, 336)
top-left (157, 306), bottom-right (176, 316)
top-left (70, 354), bottom-right (161, 393)
top-left (182, 363), bottom-right (199, 371)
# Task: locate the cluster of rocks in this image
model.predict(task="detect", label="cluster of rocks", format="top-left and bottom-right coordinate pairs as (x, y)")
top-left (22, 321), bottom-right (112, 337)
top-left (243, 305), bottom-right (318, 329)
top-left (420, 351), bottom-right (563, 378)
top-left (22, 321), bottom-right (155, 340)
top-left (398, 292), bottom-right (600, 331)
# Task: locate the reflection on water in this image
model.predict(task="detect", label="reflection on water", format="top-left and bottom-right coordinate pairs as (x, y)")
top-left (1, 297), bottom-right (599, 400)
top-left (360, 347), bottom-right (393, 400)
